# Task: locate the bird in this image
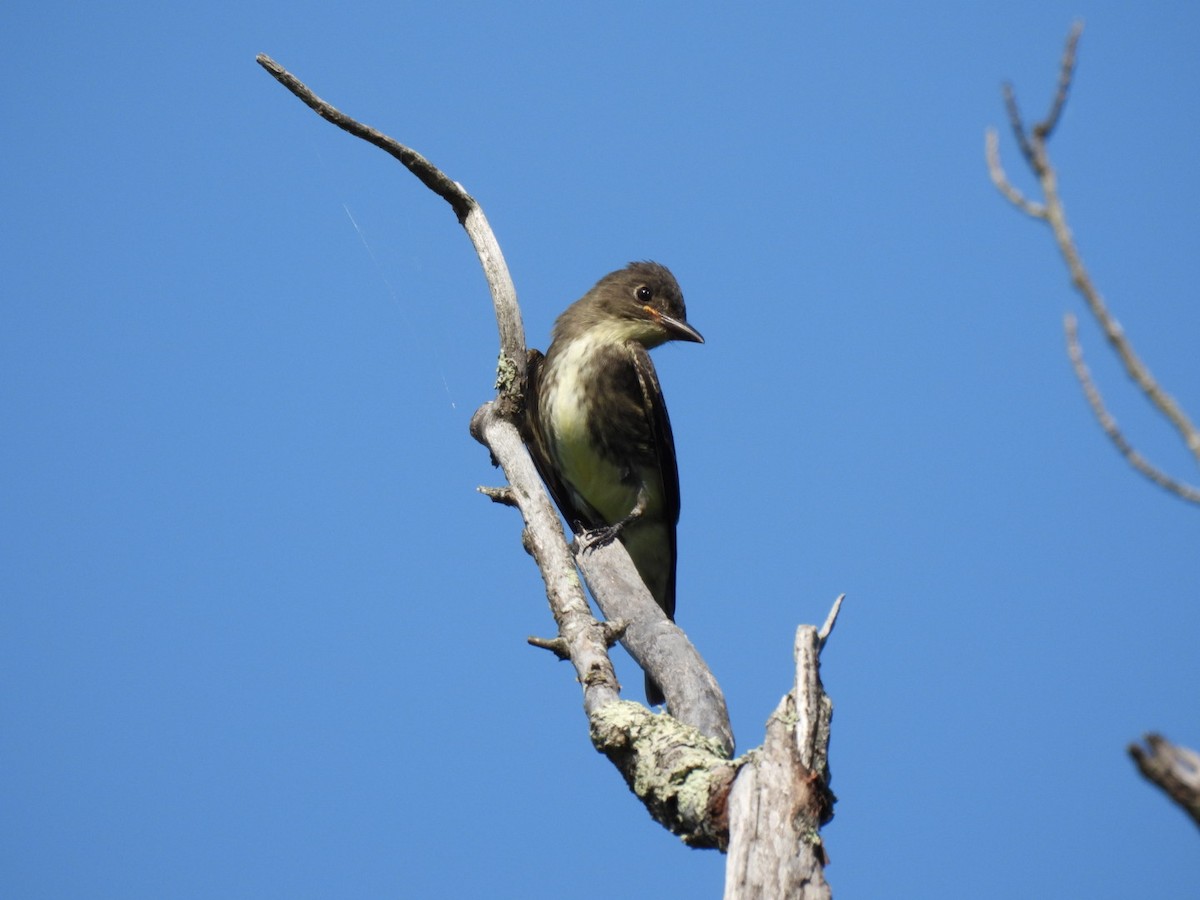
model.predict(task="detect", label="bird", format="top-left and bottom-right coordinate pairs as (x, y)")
top-left (523, 261), bottom-right (703, 706)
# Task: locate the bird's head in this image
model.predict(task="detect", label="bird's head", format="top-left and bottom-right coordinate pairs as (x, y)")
top-left (573, 261), bottom-right (704, 348)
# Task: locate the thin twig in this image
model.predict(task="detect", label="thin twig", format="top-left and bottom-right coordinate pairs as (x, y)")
top-left (255, 54), bottom-right (527, 412)
top-left (1044, 182), bottom-right (1200, 474)
top-left (478, 485), bottom-right (518, 507)
top-left (1033, 20), bottom-right (1083, 141)
top-left (256, 54), bottom-right (472, 221)
top-left (1064, 316), bottom-right (1200, 503)
top-left (527, 635), bottom-right (571, 660)
top-left (817, 594), bottom-right (844, 648)
top-left (1002, 83), bottom-right (1036, 171)
top-left (984, 128), bottom-right (1046, 219)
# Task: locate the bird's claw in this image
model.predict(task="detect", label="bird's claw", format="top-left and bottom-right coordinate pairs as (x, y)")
top-left (575, 523), bottom-right (621, 554)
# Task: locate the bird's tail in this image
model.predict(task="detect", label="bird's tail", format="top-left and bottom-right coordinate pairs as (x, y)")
top-left (644, 673), bottom-right (665, 708)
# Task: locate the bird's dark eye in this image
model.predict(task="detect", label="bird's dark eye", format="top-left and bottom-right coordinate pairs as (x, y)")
top-left (636, 286), bottom-right (652, 302)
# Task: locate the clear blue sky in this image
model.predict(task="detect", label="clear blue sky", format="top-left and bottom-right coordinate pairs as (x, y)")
top-left (4, 2), bottom-right (1199, 897)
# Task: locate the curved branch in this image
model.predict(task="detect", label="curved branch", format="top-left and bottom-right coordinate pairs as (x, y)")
top-left (255, 54), bottom-right (526, 412)
top-left (984, 128), bottom-right (1046, 219)
top-left (256, 55), bottom-right (470, 220)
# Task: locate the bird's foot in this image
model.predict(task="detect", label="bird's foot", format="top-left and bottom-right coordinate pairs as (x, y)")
top-left (574, 523), bottom-right (623, 554)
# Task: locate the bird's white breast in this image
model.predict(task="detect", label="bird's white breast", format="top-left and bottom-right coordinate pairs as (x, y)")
top-left (542, 333), bottom-right (638, 522)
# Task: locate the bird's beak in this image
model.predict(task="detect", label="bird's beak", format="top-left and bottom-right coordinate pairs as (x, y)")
top-left (646, 307), bottom-right (705, 344)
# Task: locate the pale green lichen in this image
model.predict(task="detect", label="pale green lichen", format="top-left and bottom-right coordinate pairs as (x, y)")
top-left (493, 352), bottom-right (521, 397)
top-left (589, 701), bottom-right (741, 848)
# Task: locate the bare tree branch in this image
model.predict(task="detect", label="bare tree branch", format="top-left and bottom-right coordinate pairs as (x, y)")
top-left (817, 592), bottom-right (844, 647)
top-left (1064, 315), bottom-right (1200, 503)
top-left (576, 541), bottom-right (735, 752)
top-left (1130, 734), bottom-right (1200, 829)
top-left (724, 598), bottom-right (842, 900)
top-left (255, 54), bottom-right (526, 415)
top-left (986, 23), bottom-right (1200, 506)
top-left (470, 401), bottom-right (623, 716)
top-left (984, 128), bottom-right (1045, 219)
top-left (256, 56), bottom-right (471, 220)
top-left (1001, 83), bottom-right (1035, 171)
top-left (1032, 20), bottom-right (1082, 142)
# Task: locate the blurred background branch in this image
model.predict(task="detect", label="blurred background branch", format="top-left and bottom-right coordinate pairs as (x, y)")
top-left (986, 21), bottom-right (1200, 506)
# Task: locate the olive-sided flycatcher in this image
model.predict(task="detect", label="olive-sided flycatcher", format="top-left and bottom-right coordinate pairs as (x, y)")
top-left (524, 261), bottom-right (703, 706)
